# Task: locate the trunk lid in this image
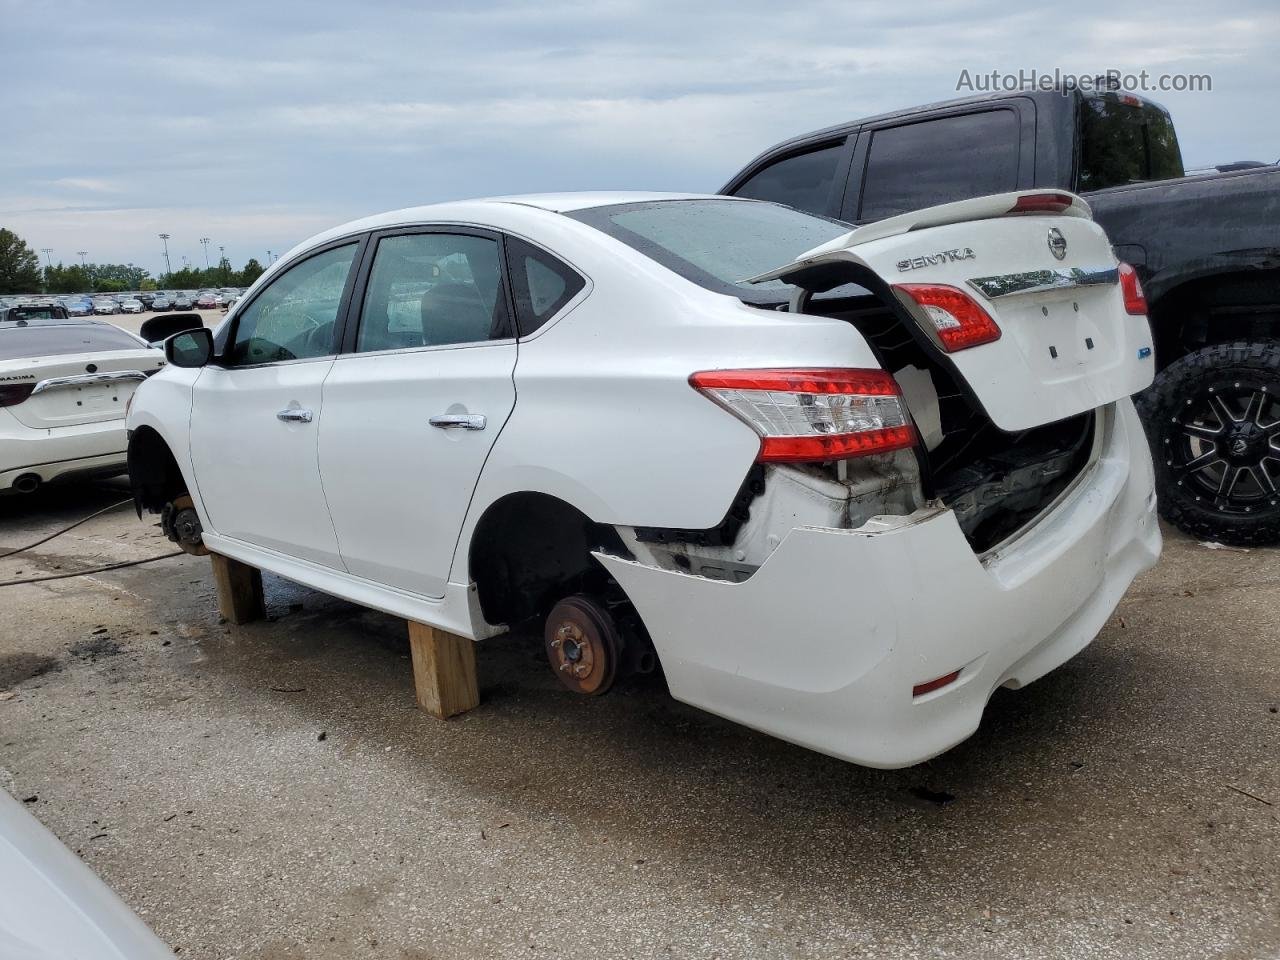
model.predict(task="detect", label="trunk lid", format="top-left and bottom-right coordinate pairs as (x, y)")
top-left (751, 191), bottom-right (1156, 432)
top-left (0, 349), bottom-right (163, 429)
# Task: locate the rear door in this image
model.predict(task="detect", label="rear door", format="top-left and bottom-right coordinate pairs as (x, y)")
top-left (318, 227), bottom-right (518, 598)
top-left (188, 240), bottom-right (362, 569)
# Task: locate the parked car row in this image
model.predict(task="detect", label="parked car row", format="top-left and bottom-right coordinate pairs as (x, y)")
top-left (0, 289), bottom-right (245, 317)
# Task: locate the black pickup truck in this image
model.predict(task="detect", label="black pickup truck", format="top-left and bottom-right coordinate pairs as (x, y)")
top-left (722, 89), bottom-right (1280, 544)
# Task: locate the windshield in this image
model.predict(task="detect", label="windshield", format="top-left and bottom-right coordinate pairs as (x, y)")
top-left (1078, 94), bottom-right (1184, 191)
top-left (0, 324), bottom-right (144, 360)
top-left (566, 199), bottom-right (855, 304)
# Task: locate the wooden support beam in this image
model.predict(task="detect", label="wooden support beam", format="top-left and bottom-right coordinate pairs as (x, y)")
top-left (407, 621), bottom-right (479, 719)
top-left (210, 552), bottom-right (265, 625)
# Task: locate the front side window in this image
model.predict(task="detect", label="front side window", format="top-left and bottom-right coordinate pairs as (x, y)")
top-left (732, 141), bottom-right (846, 216)
top-left (356, 233), bottom-right (509, 352)
top-left (859, 111), bottom-right (1020, 221)
top-left (226, 243), bottom-right (357, 366)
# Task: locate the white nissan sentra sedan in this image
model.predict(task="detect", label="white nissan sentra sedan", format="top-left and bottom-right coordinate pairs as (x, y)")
top-left (126, 191), bottom-right (1161, 767)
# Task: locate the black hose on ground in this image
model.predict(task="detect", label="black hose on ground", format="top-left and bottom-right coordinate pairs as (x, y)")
top-left (0, 497), bottom-right (134, 560)
top-left (0, 551), bottom-right (185, 588)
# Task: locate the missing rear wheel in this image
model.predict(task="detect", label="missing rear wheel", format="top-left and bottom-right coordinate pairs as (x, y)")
top-left (544, 594), bottom-right (621, 696)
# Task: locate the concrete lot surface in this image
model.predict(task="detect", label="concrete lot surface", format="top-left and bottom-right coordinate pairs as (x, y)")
top-left (0, 480), bottom-right (1276, 959)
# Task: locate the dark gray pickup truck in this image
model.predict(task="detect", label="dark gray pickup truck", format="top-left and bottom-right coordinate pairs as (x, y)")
top-left (722, 89), bottom-right (1280, 544)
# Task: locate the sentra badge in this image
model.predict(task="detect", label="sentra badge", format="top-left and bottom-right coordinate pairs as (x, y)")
top-left (897, 248), bottom-right (976, 272)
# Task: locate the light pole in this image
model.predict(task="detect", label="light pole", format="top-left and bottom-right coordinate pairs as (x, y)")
top-left (158, 234), bottom-right (172, 275)
top-left (40, 248), bottom-right (53, 268)
top-left (76, 250), bottom-right (87, 266)
top-left (199, 237), bottom-right (211, 269)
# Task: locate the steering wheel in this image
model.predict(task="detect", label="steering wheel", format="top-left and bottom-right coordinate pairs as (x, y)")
top-left (297, 313), bottom-right (331, 356)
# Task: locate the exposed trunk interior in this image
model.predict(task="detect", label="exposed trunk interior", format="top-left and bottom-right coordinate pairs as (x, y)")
top-left (812, 293), bottom-right (1097, 553)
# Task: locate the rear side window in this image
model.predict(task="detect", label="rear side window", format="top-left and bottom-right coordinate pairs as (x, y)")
top-left (731, 142), bottom-right (846, 216)
top-left (505, 237), bottom-right (585, 336)
top-left (859, 111), bottom-right (1020, 221)
top-left (1078, 96), bottom-right (1184, 191)
top-left (356, 233), bottom-right (510, 352)
top-left (0, 324), bottom-right (144, 360)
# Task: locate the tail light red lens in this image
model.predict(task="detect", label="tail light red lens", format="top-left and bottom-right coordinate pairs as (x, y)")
top-left (0, 383), bottom-right (35, 408)
top-left (690, 368), bottom-right (917, 463)
top-left (1008, 192), bottom-right (1075, 215)
top-left (1117, 262), bottom-right (1148, 316)
top-left (893, 283), bottom-right (1002, 352)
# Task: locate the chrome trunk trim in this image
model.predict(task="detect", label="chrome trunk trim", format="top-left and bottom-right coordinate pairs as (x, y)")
top-left (30, 370), bottom-right (149, 395)
top-left (967, 266), bottom-right (1119, 300)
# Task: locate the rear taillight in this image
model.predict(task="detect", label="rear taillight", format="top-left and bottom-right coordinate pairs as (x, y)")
top-left (1117, 262), bottom-right (1148, 316)
top-left (1007, 192), bottom-right (1074, 215)
top-left (893, 283), bottom-right (1002, 352)
top-left (690, 368), bottom-right (917, 463)
top-left (0, 383), bottom-right (35, 407)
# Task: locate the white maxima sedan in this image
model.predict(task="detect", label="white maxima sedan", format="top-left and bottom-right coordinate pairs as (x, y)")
top-left (127, 191), bottom-right (1161, 767)
top-left (1, 320), bottom-right (164, 493)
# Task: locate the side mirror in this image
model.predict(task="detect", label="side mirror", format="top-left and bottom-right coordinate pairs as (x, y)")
top-left (140, 312), bottom-right (203, 345)
top-left (165, 327), bottom-right (214, 368)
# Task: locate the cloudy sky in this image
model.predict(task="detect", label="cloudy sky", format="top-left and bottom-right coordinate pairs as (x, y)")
top-left (2, 0), bottom-right (1275, 275)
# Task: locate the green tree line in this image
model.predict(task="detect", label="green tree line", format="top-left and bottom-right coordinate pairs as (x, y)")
top-left (1, 226), bottom-right (266, 295)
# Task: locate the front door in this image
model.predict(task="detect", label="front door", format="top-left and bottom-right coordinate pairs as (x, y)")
top-left (318, 229), bottom-right (517, 597)
top-left (189, 241), bottom-right (361, 569)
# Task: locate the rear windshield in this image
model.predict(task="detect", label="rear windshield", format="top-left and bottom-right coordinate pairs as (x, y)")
top-left (1078, 95), bottom-right (1184, 191)
top-left (0, 324), bottom-right (144, 361)
top-left (566, 199), bottom-right (853, 304)
top-left (6, 307), bottom-right (61, 321)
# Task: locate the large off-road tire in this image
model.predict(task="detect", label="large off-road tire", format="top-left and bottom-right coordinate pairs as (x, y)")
top-left (1137, 340), bottom-right (1280, 546)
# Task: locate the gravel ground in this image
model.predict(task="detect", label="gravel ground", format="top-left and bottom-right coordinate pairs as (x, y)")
top-left (0, 479), bottom-right (1276, 959)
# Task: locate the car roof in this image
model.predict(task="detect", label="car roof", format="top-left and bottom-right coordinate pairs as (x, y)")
top-left (264, 191), bottom-right (761, 282)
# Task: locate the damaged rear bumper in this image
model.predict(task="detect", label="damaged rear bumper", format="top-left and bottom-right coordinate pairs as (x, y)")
top-left (595, 399), bottom-right (1160, 768)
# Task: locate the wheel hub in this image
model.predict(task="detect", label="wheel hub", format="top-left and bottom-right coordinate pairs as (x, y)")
top-left (163, 495), bottom-right (210, 556)
top-left (1224, 423), bottom-right (1263, 464)
top-left (544, 595), bottom-right (620, 696)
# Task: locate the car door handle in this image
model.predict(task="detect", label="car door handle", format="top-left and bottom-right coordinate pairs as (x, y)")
top-left (429, 413), bottom-right (487, 431)
top-left (276, 408), bottom-right (314, 424)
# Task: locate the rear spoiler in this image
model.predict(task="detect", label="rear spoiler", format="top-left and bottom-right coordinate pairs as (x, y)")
top-left (747, 191), bottom-right (1093, 285)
